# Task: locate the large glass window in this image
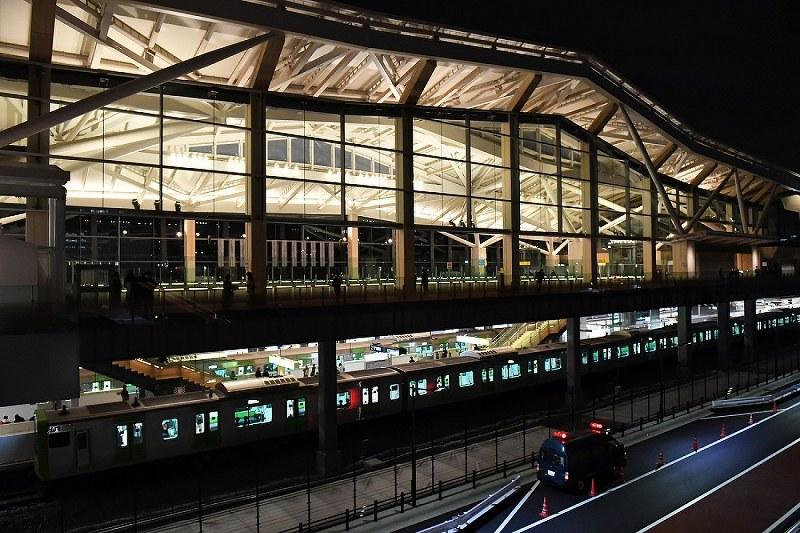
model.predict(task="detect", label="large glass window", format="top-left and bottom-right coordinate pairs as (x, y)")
top-left (459, 370), bottom-right (474, 387)
top-left (234, 404), bottom-right (273, 427)
top-left (161, 418), bottom-right (179, 440)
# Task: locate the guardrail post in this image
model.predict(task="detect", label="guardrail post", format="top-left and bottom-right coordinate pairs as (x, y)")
top-left (672, 405), bottom-right (676, 419)
top-left (373, 500), bottom-right (378, 522)
top-left (686, 401), bottom-right (690, 414)
top-left (438, 480), bottom-right (443, 500)
top-left (400, 492), bottom-right (405, 513)
top-left (503, 460), bottom-right (507, 478)
top-left (639, 416), bottom-right (643, 431)
top-left (472, 470), bottom-right (477, 489)
top-left (531, 451), bottom-right (536, 469)
top-left (345, 509), bottom-right (349, 530)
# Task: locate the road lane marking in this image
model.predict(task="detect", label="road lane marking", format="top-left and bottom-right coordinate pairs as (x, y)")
top-left (509, 397), bottom-right (800, 533)
top-left (762, 500), bottom-right (800, 533)
top-left (494, 481), bottom-right (539, 533)
top-left (637, 435), bottom-right (800, 532)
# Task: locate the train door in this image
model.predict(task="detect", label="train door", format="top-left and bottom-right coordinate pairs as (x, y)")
top-left (75, 429), bottom-right (90, 469)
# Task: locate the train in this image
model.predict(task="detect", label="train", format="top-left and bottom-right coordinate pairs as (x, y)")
top-left (27, 307), bottom-right (800, 480)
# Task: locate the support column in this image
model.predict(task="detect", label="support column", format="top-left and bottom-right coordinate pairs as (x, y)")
top-left (470, 236), bottom-right (486, 276)
top-left (394, 110), bottom-right (415, 294)
top-left (743, 298), bottom-right (756, 361)
top-left (649, 308), bottom-right (661, 329)
top-left (501, 116), bottom-right (520, 290)
top-left (183, 219), bottom-right (196, 284)
top-left (316, 340), bottom-right (340, 474)
top-left (671, 240), bottom-right (697, 279)
top-left (751, 246), bottom-right (761, 272)
top-left (565, 317), bottom-right (581, 428)
top-left (677, 305), bottom-right (691, 375)
top-left (582, 140), bottom-right (599, 284)
top-left (346, 213), bottom-right (359, 280)
top-left (717, 301), bottom-right (731, 369)
top-left (246, 92), bottom-right (267, 293)
top-left (89, 215), bottom-right (98, 261)
top-left (643, 184), bottom-right (656, 279)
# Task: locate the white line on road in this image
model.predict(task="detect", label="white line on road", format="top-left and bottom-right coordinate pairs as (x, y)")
top-left (637, 435), bottom-right (800, 532)
top-left (494, 481), bottom-right (539, 533)
top-left (509, 397), bottom-right (800, 533)
top-left (761, 501), bottom-right (800, 533)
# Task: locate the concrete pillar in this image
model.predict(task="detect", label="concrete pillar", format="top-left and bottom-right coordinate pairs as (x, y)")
top-left (751, 247), bottom-right (761, 271)
top-left (347, 213), bottom-right (359, 280)
top-left (183, 219), bottom-right (196, 284)
top-left (316, 340), bottom-right (339, 474)
top-left (394, 111), bottom-right (415, 294)
top-left (643, 184), bottom-right (656, 280)
top-left (25, 195), bottom-right (65, 306)
top-left (565, 317), bottom-right (581, 428)
top-left (677, 305), bottom-right (691, 374)
top-left (671, 240), bottom-right (697, 279)
top-left (583, 141), bottom-right (599, 284)
top-left (743, 298), bottom-right (756, 361)
top-left (567, 239), bottom-right (583, 278)
top-left (470, 237), bottom-right (486, 276)
top-left (246, 92), bottom-right (267, 293)
top-left (717, 301), bottom-right (731, 369)
top-left (501, 117), bottom-right (520, 290)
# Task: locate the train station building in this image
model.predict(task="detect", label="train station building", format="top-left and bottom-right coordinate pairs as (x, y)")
top-left (1, 2), bottom-right (800, 528)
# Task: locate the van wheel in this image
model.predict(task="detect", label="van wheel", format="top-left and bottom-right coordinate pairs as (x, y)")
top-left (576, 479), bottom-right (586, 493)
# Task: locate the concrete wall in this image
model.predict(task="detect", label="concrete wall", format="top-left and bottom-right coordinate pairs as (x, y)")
top-left (1, 332), bottom-right (79, 407)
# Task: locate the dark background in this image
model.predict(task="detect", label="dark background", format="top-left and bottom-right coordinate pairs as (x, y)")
top-left (340, 0), bottom-right (800, 172)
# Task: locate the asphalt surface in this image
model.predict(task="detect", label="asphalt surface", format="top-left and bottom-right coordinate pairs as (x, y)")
top-left (480, 394), bottom-right (800, 533)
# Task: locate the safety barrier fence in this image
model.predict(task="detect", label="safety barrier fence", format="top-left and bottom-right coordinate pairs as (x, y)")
top-left (39, 343), bottom-right (800, 533)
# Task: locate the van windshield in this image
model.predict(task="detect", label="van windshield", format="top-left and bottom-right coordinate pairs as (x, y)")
top-left (541, 448), bottom-right (565, 468)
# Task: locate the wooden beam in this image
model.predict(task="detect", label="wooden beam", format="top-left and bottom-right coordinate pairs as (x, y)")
top-left (252, 32), bottom-right (285, 89)
top-left (689, 161), bottom-right (717, 188)
top-left (684, 169), bottom-right (734, 233)
top-left (369, 52), bottom-right (401, 100)
top-left (587, 101), bottom-right (618, 135)
top-left (509, 72), bottom-right (542, 113)
top-left (733, 169), bottom-right (749, 232)
top-left (29, 0), bottom-right (56, 63)
top-left (753, 183), bottom-right (778, 234)
top-left (399, 58), bottom-right (436, 105)
top-left (652, 143), bottom-right (677, 170)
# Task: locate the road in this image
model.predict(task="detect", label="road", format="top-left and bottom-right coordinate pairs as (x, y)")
top-left (480, 395), bottom-right (800, 533)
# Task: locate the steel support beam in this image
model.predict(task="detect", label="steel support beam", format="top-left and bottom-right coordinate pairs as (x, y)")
top-left (677, 305), bottom-right (691, 376)
top-left (252, 32), bottom-right (285, 89)
top-left (620, 106), bottom-right (685, 235)
top-left (565, 316), bottom-right (581, 429)
top-left (0, 32), bottom-right (271, 149)
top-left (733, 170), bottom-right (749, 233)
top-left (753, 183), bottom-right (778, 234)
top-left (683, 170), bottom-right (734, 233)
top-left (587, 100), bottom-right (618, 135)
top-left (29, 0), bottom-right (56, 63)
top-left (509, 72), bottom-right (542, 113)
top-left (316, 340), bottom-right (340, 474)
top-left (717, 301), bottom-right (731, 368)
top-left (399, 58), bottom-right (436, 105)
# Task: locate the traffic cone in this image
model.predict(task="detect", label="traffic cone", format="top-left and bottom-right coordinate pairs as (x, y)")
top-left (720, 424), bottom-right (726, 437)
top-left (589, 478), bottom-right (597, 497)
top-left (656, 450), bottom-right (664, 468)
top-left (772, 401), bottom-right (778, 414)
top-left (748, 413), bottom-right (754, 425)
top-left (539, 496), bottom-right (550, 518)
top-left (692, 436), bottom-right (699, 452)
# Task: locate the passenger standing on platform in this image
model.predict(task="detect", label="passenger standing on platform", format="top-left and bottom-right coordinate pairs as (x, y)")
top-left (255, 367), bottom-right (262, 378)
top-left (109, 271), bottom-right (122, 309)
top-left (303, 365), bottom-right (309, 377)
top-left (338, 362), bottom-right (345, 374)
top-left (245, 271), bottom-right (256, 301)
top-left (222, 274), bottom-right (234, 307)
top-left (421, 269), bottom-right (429, 292)
top-left (332, 271), bottom-right (343, 298)
top-left (535, 268), bottom-right (545, 290)
top-left (120, 388), bottom-right (130, 403)
top-left (13, 414), bottom-right (24, 423)
top-left (311, 364), bottom-right (317, 377)
top-left (124, 270), bottom-right (136, 309)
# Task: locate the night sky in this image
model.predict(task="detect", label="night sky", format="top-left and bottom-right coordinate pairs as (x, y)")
top-left (341, 1), bottom-right (800, 173)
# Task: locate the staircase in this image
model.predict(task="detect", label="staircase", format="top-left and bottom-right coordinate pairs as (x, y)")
top-left (490, 319), bottom-right (568, 349)
top-left (86, 359), bottom-right (215, 395)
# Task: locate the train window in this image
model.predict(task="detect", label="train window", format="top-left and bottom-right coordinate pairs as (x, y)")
top-left (544, 357), bottom-right (562, 372)
top-left (116, 425), bottom-right (128, 448)
top-left (161, 418), bottom-right (179, 440)
top-left (592, 349), bottom-right (600, 362)
top-left (528, 361), bottom-right (538, 374)
top-left (297, 399), bottom-right (306, 416)
top-left (195, 413), bottom-right (205, 434)
top-left (602, 348), bottom-right (611, 361)
top-left (389, 384), bottom-right (400, 400)
top-left (435, 375), bottom-right (450, 391)
top-left (235, 404), bottom-right (273, 427)
top-left (336, 391), bottom-right (351, 409)
top-left (287, 399), bottom-right (295, 418)
top-left (633, 342), bottom-right (641, 355)
top-left (133, 422), bottom-right (143, 444)
top-left (209, 411), bottom-right (219, 431)
top-left (581, 353), bottom-right (588, 365)
top-left (371, 386), bottom-right (379, 404)
top-left (48, 432), bottom-right (70, 448)
top-left (501, 363), bottom-right (521, 380)
top-left (481, 368), bottom-right (494, 383)
top-left (618, 345), bottom-right (629, 359)
top-left (410, 379), bottom-right (427, 396)
top-left (459, 371), bottom-right (474, 387)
